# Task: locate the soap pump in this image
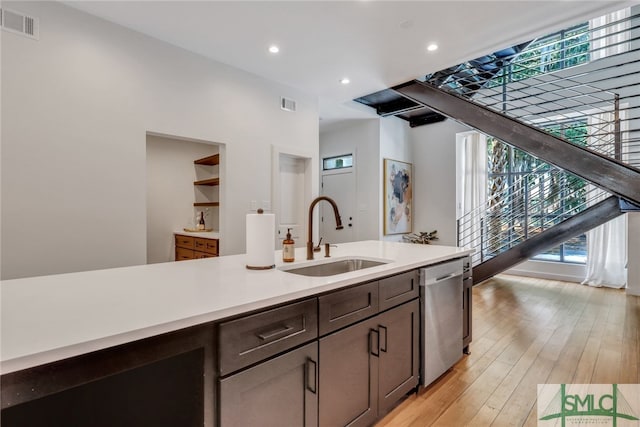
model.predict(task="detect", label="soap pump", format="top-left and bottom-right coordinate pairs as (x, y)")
top-left (283, 228), bottom-right (295, 262)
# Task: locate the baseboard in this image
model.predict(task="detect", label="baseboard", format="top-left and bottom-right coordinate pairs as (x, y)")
top-left (506, 268), bottom-right (584, 283)
top-left (626, 287), bottom-right (640, 297)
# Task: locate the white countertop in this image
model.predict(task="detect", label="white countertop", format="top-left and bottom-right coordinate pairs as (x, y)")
top-left (0, 240), bottom-right (472, 374)
top-left (174, 230), bottom-right (220, 239)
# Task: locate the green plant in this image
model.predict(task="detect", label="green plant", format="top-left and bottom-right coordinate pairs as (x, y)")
top-left (402, 230), bottom-right (439, 244)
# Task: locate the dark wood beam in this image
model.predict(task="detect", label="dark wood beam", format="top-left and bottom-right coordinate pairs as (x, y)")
top-left (393, 81), bottom-right (640, 205)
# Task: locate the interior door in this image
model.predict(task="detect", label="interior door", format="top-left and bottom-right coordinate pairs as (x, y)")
top-left (321, 171), bottom-right (355, 244)
top-left (278, 154), bottom-right (306, 247)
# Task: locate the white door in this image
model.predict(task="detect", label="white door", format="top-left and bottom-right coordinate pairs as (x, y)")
top-left (277, 154), bottom-right (306, 247)
top-left (321, 172), bottom-right (355, 244)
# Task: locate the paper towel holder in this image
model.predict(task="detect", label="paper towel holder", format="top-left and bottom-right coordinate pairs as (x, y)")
top-left (246, 209), bottom-right (276, 270)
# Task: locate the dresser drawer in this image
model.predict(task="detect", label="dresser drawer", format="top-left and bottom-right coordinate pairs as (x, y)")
top-left (218, 299), bottom-right (318, 376)
top-left (175, 235), bottom-right (195, 250)
top-left (318, 281), bottom-right (378, 335)
top-left (379, 270), bottom-right (419, 311)
top-left (175, 247), bottom-right (194, 261)
top-left (194, 251), bottom-right (216, 259)
top-left (195, 238), bottom-right (218, 255)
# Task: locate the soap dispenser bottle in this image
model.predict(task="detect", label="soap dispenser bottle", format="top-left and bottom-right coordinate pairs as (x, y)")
top-left (283, 228), bottom-right (295, 262)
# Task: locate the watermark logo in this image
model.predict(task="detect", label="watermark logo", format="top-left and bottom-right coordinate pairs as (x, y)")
top-left (538, 384), bottom-right (640, 426)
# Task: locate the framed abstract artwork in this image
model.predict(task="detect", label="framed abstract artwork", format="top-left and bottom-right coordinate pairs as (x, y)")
top-left (383, 158), bottom-right (412, 235)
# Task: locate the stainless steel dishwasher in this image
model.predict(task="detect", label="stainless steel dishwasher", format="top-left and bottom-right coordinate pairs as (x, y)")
top-left (420, 258), bottom-right (464, 386)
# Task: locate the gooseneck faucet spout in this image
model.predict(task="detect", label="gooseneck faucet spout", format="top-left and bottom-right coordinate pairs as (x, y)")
top-left (307, 196), bottom-right (343, 260)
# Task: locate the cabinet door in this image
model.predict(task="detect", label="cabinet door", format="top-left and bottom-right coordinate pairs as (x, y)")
top-left (220, 342), bottom-right (318, 427)
top-left (377, 299), bottom-right (419, 415)
top-left (319, 317), bottom-right (379, 427)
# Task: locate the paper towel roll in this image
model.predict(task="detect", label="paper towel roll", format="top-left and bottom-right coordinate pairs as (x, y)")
top-left (246, 212), bottom-right (275, 270)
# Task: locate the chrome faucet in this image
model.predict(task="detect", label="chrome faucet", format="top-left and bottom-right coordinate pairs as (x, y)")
top-left (307, 196), bottom-right (343, 260)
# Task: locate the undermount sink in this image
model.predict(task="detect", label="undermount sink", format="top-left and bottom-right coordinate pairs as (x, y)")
top-left (279, 257), bottom-right (390, 277)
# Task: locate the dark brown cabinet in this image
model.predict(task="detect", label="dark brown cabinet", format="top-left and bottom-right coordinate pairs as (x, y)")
top-left (319, 278), bottom-right (420, 426)
top-left (318, 281), bottom-right (378, 335)
top-left (1, 266), bottom-right (430, 427)
top-left (319, 316), bottom-right (380, 427)
top-left (218, 298), bottom-right (317, 376)
top-left (219, 342), bottom-right (318, 427)
top-left (378, 299), bottom-right (419, 415)
top-left (379, 269), bottom-right (419, 311)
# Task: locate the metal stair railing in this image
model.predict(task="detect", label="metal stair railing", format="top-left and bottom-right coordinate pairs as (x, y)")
top-left (457, 162), bottom-right (611, 267)
top-left (425, 10), bottom-right (640, 169)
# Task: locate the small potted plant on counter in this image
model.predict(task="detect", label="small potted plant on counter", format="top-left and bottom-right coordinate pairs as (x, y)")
top-left (402, 230), bottom-right (439, 244)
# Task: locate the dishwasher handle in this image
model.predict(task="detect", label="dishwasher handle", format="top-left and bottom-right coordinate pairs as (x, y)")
top-left (423, 270), bottom-right (463, 286)
top-left (421, 259), bottom-right (464, 286)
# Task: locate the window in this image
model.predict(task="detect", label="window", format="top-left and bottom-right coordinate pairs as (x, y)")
top-left (322, 154), bottom-right (353, 171)
top-left (487, 7), bottom-right (629, 87)
top-left (486, 119), bottom-right (588, 264)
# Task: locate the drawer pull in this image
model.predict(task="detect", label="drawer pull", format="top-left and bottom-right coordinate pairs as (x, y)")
top-left (379, 325), bottom-right (388, 353)
top-left (306, 358), bottom-right (317, 394)
top-left (256, 324), bottom-right (295, 341)
top-left (370, 328), bottom-right (380, 357)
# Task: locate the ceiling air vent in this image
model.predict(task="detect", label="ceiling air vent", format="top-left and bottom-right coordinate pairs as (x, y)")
top-left (280, 97), bottom-right (296, 112)
top-left (1, 8), bottom-right (39, 40)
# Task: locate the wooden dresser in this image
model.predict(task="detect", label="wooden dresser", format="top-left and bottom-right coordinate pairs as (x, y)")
top-left (174, 232), bottom-right (219, 261)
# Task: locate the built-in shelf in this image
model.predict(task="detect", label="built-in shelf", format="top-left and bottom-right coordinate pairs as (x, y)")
top-left (194, 154), bottom-right (220, 166)
top-left (193, 152), bottom-right (220, 234)
top-left (194, 178), bottom-right (220, 186)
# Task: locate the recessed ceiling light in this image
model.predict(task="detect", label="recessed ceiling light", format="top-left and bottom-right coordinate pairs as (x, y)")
top-left (268, 45), bottom-right (280, 54)
top-left (427, 43), bottom-right (439, 52)
top-left (340, 78), bottom-right (350, 85)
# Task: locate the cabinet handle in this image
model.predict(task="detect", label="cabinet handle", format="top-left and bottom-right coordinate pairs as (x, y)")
top-left (256, 324), bottom-right (295, 341)
top-left (370, 329), bottom-right (380, 357)
top-left (379, 325), bottom-right (388, 353)
top-left (306, 358), bottom-right (317, 394)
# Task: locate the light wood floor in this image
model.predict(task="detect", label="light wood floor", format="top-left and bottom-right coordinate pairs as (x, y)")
top-left (377, 274), bottom-right (640, 427)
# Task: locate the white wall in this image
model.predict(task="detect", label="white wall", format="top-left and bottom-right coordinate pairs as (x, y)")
top-left (627, 212), bottom-right (640, 296)
top-left (320, 119), bottom-right (380, 241)
top-left (409, 120), bottom-right (471, 246)
top-left (146, 135), bottom-right (219, 264)
top-left (1, 1), bottom-right (318, 279)
top-left (379, 116), bottom-right (412, 241)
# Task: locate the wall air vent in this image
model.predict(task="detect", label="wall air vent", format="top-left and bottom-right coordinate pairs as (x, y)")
top-left (1, 8), bottom-right (39, 40)
top-left (280, 97), bottom-right (296, 112)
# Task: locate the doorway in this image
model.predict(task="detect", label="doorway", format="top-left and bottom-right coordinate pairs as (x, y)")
top-left (320, 153), bottom-right (356, 244)
top-left (272, 146), bottom-right (314, 249)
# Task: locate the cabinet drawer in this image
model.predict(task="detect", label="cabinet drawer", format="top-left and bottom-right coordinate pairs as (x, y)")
top-left (195, 238), bottom-right (218, 255)
top-left (175, 235), bottom-right (195, 249)
top-left (175, 247), bottom-right (194, 261)
top-left (319, 282), bottom-right (378, 335)
top-left (194, 251), bottom-right (216, 259)
top-left (379, 270), bottom-right (419, 311)
top-left (218, 299), bottom-right (318, 376)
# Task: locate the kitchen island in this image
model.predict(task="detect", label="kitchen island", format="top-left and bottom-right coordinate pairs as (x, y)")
top-left (1, 240), bottom-right (472, 426)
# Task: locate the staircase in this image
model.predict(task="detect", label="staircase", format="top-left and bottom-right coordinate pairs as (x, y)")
top-left (368, 9), bottom-right (640, 283)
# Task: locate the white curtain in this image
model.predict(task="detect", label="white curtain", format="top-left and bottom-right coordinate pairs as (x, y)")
top-left (456, 132), bottom-right (487, 249)
top-left (582, 111), bottom-right (627, 288)
top-left (590, 8), bottom-right (630, 61)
